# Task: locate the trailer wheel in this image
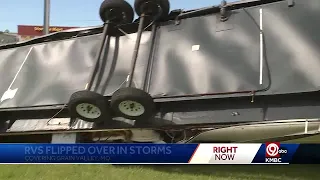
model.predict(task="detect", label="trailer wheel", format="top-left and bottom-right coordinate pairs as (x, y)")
top-left (100, 0), bottom-right (134, 24)
top-left (134, 0), bottom-right (170, 19)
top-left (110, 87), bottom-right (155, 121)
top-left (68, 91), bottom-right (110, 123)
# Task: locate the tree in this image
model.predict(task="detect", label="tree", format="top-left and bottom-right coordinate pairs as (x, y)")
top-left (4, 29), bottom-right (9, 33)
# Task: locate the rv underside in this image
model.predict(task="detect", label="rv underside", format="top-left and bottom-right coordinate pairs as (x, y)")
top-left (1, 118), bottom-right (320, 143)
top-left (1, 0), bottom-right (320, 143)
top-left (0, 91), bottom-right (319, 143)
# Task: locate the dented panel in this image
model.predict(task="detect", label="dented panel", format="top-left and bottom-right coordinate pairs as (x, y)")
top-left (149, 7), bottom-right (268, 97)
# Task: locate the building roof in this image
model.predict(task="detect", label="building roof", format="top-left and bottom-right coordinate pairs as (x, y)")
top-left (0, 33), bottom-right (20, 45)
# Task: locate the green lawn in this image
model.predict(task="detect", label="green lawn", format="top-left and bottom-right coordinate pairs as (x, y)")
top-left (0, 164), bottom-right (319, 180)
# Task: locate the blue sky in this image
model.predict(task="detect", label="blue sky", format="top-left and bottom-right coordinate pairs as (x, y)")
top-left (0, 0), bottom-right (236, 32)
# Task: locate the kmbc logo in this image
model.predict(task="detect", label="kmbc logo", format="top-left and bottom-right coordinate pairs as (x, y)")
top-left (265, 142), bottom-right (288, 163)
top-left (266, 142), bottom-right (280, 157)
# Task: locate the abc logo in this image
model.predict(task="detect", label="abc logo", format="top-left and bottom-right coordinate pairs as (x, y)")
top-left (266, 142), bottom-right (287, 157)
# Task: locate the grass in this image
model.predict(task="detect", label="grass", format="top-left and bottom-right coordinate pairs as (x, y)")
top-left (0, 164), bottom-right (319, 180)
top-left (284, 134), bottom-right (320, 143)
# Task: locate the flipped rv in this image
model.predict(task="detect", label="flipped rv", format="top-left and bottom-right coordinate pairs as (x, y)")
top-left (0, 0), bottom-right (319, 143)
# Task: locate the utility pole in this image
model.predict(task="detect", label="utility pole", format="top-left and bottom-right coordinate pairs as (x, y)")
top-left (43, 0), bottom-right (50, 35)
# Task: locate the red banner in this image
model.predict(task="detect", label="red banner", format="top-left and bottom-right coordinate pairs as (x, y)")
top-left (18, 25), bottom-right (78, 39)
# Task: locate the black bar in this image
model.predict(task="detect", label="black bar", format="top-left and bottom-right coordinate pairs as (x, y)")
top-left (127, 15), bottom-right (146, 87)
top-left (291, 144), bottom-right (320, 164)
top-left (143, 24), bottom-right (157, 92)
top-left (86, 22), bottom-right (110, 91)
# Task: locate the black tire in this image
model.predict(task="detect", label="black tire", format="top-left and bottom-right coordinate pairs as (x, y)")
top-left (134, 0), bottom-right (170, 19)
top-left (110, 87), bottom-right (155, 121)
top-left (99, 0), bottom-right (134, 24)
top-left (68, 90), bottom-right (111, 123)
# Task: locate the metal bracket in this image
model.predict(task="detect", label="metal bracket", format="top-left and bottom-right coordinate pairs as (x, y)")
top-left (251, 91), bottom-right (255, 103)
top-left (171, 9), bottom-right (183, 25)
top-left (175, 17), bottom-right (181, 25)
top-left (220, 0), bottom-right (229, 22)
top-left (287, 0), bottom-right (295, 7)
top-left (304, 119), bottom-right (309, 134)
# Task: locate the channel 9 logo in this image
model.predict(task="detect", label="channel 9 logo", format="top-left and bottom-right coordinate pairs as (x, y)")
top-left (265, 142), bottom-right (288, 163)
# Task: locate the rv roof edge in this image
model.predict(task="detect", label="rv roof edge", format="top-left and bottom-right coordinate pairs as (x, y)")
top-left (0, 0), bottom-right (286, 51)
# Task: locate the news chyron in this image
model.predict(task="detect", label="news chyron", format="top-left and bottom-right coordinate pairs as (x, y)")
top-left (265, 142), bottom-right (288, 163)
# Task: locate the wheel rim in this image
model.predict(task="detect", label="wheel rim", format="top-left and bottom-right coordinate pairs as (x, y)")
top-left (76, 103), bottom-right (102, 119)
top-left (118, 100), bottom-right (145, 117)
